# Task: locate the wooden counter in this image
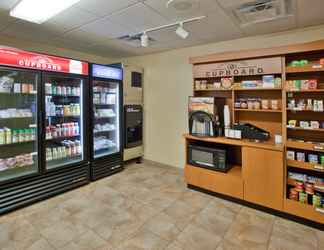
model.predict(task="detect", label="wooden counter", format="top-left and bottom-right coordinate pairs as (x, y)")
top-left (184, 134), bottom-right (284, 211)
top-left (184, 134), bottom-right (284, 152)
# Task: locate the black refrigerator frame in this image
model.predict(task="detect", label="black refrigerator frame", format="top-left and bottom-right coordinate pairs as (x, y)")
top-left (0, 65), bottom-right (90, 215)
top-left (89, 63), bottom-right (124, 181)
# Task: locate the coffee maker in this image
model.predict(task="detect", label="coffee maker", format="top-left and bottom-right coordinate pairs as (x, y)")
top-left (188, 97), bottom-right (225, 137)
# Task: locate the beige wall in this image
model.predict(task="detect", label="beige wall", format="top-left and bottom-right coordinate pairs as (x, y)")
top-left (121, 24), bottom-right (324, 169)
top-left (0, 35), bottom-right (113, 64)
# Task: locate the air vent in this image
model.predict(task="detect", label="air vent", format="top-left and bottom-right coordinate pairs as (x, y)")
top-left (117, 34), bottom-right (156, 47)
top-left (232, 0), bottom-right (293, 27)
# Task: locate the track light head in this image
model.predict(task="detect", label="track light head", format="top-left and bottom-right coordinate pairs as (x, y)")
top-left (140, 32), bottom-right (149, 47)
top-left (176, 22), bottom-right (189, 39)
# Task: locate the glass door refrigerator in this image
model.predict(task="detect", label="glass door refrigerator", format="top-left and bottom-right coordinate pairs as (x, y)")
top-left (90, 64), bottom-right (123, 180)
top-left (0, 46), bottom-right (90, 215)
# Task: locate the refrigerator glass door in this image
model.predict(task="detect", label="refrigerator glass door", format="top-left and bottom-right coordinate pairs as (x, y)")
top-left (0, 67), bottom-right (39, 182)
top-left (44, 74), bottom-right (83, 170)
top-left (93, 80), bottom-right (120, 158)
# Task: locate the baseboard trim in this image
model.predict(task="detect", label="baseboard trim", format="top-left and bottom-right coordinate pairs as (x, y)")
top-left (188, 184), bottom-right (324, 231)
top-left (143, 159), bottom-right (183, 172)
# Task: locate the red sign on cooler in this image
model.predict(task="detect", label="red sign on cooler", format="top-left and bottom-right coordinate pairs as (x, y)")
top-left (0, 46), bottom-right (88, 75)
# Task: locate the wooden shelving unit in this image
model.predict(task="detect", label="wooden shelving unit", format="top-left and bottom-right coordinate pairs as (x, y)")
top-left (285, 51), bottom-right (324, 225)
top-left (188, 39), bottom-right (324, 225)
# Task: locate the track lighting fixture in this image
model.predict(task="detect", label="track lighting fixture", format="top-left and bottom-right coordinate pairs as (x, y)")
top-left (140, 32), bottom-right (149, 47)
top-left (175, 22), bottom-right (189, 39)
top-left (133, 16), bottom-right (205, 47)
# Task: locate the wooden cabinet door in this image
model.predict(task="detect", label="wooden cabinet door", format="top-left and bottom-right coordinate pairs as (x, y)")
top-left (242, 147), bottom-right (284, 210)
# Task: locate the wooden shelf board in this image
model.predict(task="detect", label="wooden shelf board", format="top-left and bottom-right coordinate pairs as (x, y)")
top-left (184, 134), bottom-right (284, 152)
top-left (286, 89), bottom-right (324, 93)
top-left (286, 64), bottom-right (324, 73)
top-left (287, 159), bottom-right (324, 172)
top-left (287, 127), bottom-right (324, 132)
top-left (234, 108), bottom-right (282, 113)
top-left (194, 89), bottom-right (232, 92)
top-left (284, 199), bottom-right (324, 224)
top-left (287, 108), bottom-right (324, 112)
top-left (286, 140), bottom-right (324, 152)
top-left (234, 87), bottom-right (282, 91)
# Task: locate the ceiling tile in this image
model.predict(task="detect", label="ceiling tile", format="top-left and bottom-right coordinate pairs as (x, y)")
top-left (241, 15), bottom-right (296, 36)
top-left (60, 28), bottom-right (110, 46)
top-left (297, 0), bottom-right (324, 27)
top-left (0, 0), bottom-right (20, 10)
top-left (75, 0), bottom-right (139, 16)
top-left (1, 20), bottom-right (61, 43)
top-left (109, 2), bottom-right (169, 34)
top-left (185, 8), bottom-right (242, 41)
top-left (79, 16), bottom-right (135, 38)
top-left (144, 0), bottom-right (221, 21)
top-left (45, 7), bottom-right (98, 32)
top-left (0, 9), bottom-right (16, 31)
top-left (217, 0), bottom-right (253, 9)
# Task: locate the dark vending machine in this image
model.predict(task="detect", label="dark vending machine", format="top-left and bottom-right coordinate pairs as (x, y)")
top-left (90, 64), bottom-right (123, 180)
top-left (0, 46), bottom-right (90, 215)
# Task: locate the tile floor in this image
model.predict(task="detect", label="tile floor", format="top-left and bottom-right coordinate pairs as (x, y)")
top-left (0, 162), bottom-right (323, 250)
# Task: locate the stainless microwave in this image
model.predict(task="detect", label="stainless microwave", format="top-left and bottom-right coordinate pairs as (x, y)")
top-left (187, 144), bottom-right (231, 172)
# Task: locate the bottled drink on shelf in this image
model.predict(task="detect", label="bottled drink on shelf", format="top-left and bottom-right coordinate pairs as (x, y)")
top-left (46, 122), bottom-right (80, 139)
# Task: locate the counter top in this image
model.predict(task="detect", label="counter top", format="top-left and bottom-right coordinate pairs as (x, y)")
top-left (183, 134), bottom-right (284, 152)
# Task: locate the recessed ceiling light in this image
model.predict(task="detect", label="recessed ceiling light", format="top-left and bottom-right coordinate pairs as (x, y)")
top-left (175, 22), bottom-right (189, 39)
top-left (167, 0), bottom-right (199, 12)
top-left (10, 0), bottom-right (80, 24)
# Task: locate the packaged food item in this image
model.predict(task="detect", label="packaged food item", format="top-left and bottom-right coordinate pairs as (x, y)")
top-left (28, 84), bottom-right (33, 93)
top-left (221, 77), bottom-right (233, 89)
top-left (321, 155), bottom-right (324, 165)
top-left (305, 183), bottom-right (314, 194)
top-left (247, 99), bottom-right (254, 109)
top-left (308, 79), bottom-right (318, 89)
top-left (271, 100), bottom-right (279, 110)
top-left (22, 84), bottom-right (29, 93)
top-left (308, 154), bottom-right (319, 164)
top-left (0, 76), bottom-right (13, 93)
top-left (262, 75), bottom-right (275, 88)
top-left (306, 99), bottom-right (313, 110)
top-left (310, 121), bottom-right (320, 129)
top-left (287, 150), bottom-right (295, 160)
top-left (261, 99), bottom-right (269, 110)
top-left (5, 128), bottom-right (11, 144)
top-left (0, 129), bottom-right (5, 145)
top-left (296, 152), bottom-right (306, 162)
top-left (45, 83), bottom-right (52, 94)
top-left (289, 188), bottom-right (298, 201)
top-left (313, 194), bottom-right (321, 208)
top-left (288, 120), bottom-right (297, 128)
top-left (300, 121), bottom-right (310, 129)
top-left (12, 130), bottom-right (18, 143)
top-left (299, 192), bottom-right (307, 204)
top-left (13, 83), bottom-right (21, 93)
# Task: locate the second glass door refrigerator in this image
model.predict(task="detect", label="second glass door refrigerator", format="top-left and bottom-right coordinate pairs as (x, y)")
top-left (90, 64), bottom-right (123, 180)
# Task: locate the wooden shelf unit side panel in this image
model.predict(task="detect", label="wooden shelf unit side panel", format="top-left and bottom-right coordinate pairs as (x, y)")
top-left (284, 199), bottom-right (324, 224)
top-left (282, 56), bottom-right (288, 200)
top-left (242, 147), bottom-right (284, 210)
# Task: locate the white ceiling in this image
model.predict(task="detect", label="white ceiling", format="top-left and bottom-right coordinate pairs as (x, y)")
top-left (0, 0), bottom-right (323, 58)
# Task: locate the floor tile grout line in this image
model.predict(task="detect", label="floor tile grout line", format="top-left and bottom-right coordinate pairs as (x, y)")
top-left (265, 215), bottom-right (276, 250)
